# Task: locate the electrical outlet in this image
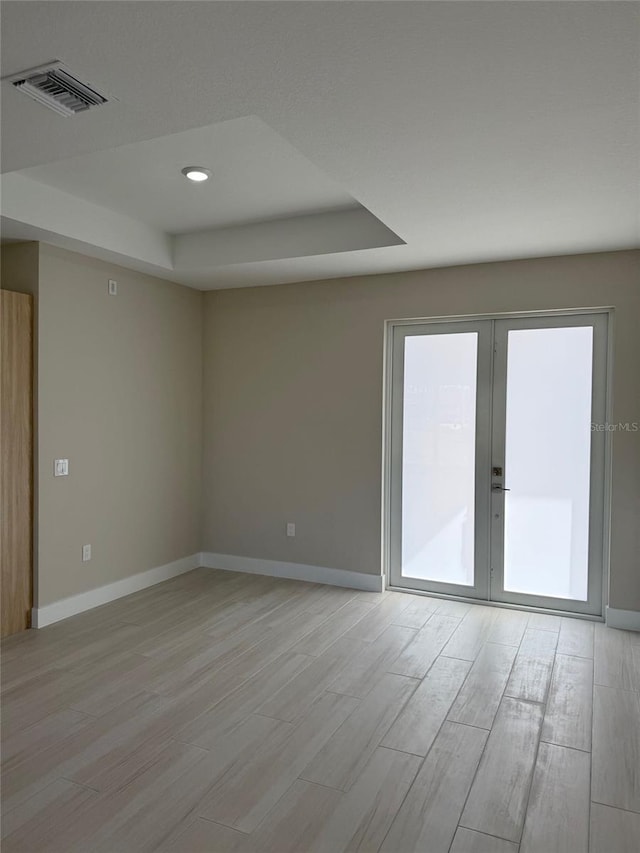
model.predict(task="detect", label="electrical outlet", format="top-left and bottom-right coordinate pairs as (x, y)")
top-left (286, 522), bottom-right (296, 537)
top-left (54, 458), bottom-right (69, 477)
top-left (108, 279), bottom-right (117, 295)
top-left (82, 544), bottom-right (91, 562)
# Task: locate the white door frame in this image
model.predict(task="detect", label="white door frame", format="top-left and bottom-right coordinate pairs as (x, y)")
top-left (382, 308), bottom-right (613, 618)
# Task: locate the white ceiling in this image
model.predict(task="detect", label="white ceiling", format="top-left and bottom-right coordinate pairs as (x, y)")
top-left (1, 0), bottom-right (638, 290)
top-left (18, 117), bottom-right (361, 233)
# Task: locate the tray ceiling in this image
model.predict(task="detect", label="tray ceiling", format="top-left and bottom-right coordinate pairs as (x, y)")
top-left (1, 1), bottom-right (638, 289)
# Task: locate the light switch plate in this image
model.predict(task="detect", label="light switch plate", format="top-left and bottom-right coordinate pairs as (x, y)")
top-left (54, 458), bottom-right (69, 477)
top-left (82, 544), bottom-right (91, 562)
top-left (108, 279), bottom-right (117, 295)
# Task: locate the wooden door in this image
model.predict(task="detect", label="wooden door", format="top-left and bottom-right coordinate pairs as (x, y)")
top-left (1, 289), bottom-right (33, 636)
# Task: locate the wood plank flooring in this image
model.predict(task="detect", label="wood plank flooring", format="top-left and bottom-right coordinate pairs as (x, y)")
top-left (2, 568), bottom-right (639, 852)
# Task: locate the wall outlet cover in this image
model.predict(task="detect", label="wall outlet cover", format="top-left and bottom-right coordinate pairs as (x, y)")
top-left (54, 458), bottom-right (69, 476)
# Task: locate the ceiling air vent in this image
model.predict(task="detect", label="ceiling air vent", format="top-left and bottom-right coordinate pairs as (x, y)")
top-left (9, 62), bottom-right (109, 117)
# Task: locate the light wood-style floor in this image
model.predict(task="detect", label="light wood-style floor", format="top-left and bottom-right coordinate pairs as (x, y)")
top-left (2, 568), bottom-right (639, 853)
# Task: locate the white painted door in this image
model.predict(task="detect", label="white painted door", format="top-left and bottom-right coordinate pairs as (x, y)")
top-left (387, 312), bottom-right (608, 615)
top-left (388, 320), bottom-right (493, 600)
top-left (489, 313), bottom-right (608, 615)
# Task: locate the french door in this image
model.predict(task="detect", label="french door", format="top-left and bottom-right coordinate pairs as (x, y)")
top-left (387, 312), bottom-right (609, 616)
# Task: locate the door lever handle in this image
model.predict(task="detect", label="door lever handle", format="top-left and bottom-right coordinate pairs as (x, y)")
top-left (491, 484), bottom-right (511, 492)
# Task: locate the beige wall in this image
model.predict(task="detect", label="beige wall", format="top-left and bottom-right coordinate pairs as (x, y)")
top-left (2, 244), bottom-right (203, 606)
top-left (2, 243), bottom-right (638, 614)
top-left (0, 242), bottom-right (39, 296)
top-left (202, 250), bottom-right (640, 612)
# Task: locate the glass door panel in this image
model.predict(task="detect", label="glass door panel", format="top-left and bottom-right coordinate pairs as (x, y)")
top-left (503, 327), bottom-right (593, 599)
top-left (402, 333), bottom-right (477, 585)
top-left (389, 321), bottom-right (492, 599)
top-left (490, 314), bottom-right (607, 615)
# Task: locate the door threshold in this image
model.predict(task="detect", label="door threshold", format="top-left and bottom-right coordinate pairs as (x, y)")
top-left (386, 585), bottom-right (604, 622)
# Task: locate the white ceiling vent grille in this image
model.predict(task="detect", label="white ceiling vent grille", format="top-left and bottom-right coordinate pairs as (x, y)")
top-left (10, 63), bottom-right (108, 117)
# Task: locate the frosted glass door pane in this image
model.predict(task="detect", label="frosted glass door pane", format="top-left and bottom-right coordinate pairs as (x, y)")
top-left (401, 333), bottom-right (477, 585)
top-left (503, 327), bottom-right (593, 600)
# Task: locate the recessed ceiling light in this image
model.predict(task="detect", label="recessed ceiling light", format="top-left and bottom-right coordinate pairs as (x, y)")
top-left (181, 166), bottom-right (211, 183)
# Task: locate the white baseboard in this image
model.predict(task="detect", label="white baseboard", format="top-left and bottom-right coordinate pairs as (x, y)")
top-left (201, 552), bottom-right (384, 593)
top-left (31, 553), bottom-right (201, 628)
top-left (605, 606), bottom-right (640, 632)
